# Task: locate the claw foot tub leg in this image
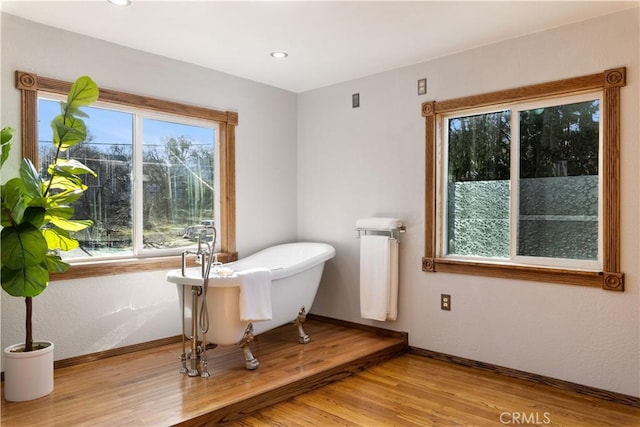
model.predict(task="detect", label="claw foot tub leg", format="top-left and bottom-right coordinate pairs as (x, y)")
top-left (238, 323), bottom-right (260, 370)
top-left (294, 306), bottom-right (311, 344)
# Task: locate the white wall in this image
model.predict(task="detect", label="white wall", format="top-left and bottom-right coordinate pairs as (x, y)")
top-left (0, 14), bottom-right (298, 360)
top-left (299, 9), bottom-right (640, 397)
top-left (2, 9), bottom-right (639, 399)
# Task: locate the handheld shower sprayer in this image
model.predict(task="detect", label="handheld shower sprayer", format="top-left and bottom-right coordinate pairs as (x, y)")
top-left (179, 224), bottom-right (218, 377)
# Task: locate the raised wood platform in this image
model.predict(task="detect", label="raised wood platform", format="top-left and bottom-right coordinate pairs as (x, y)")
top-left (1, 319), bottom-right (407, 426)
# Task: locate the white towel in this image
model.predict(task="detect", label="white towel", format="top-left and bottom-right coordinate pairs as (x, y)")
top-left (356, 217), bottom-right (403, 230)
top-left (387, 238), bottom-right (399, 320)
top-left (238, 268), bottom-right (272, 322)
top-left (360, 235), bottom-right (399, 321)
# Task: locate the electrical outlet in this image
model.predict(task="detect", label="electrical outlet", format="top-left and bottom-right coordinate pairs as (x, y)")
top-left (441, 294), bottom-right (451, 311)
top-left (418, 78), bottom-right (427, 95)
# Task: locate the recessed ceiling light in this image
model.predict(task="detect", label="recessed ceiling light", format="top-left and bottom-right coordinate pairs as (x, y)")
top-left (107, 0), bottom-right (131, 6)
top-left (270, 52), bottom-right (288, 59)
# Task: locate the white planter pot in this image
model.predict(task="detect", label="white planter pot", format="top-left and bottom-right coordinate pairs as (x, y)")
top-left (3, 341), bottom-right (54, 402)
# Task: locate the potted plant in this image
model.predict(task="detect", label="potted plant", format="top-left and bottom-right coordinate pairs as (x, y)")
top-left (1, 76), bottom-right (99, 401)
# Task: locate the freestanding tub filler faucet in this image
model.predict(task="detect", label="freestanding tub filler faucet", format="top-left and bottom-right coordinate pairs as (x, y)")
top-left (179, 229), bottom-right (219, 378)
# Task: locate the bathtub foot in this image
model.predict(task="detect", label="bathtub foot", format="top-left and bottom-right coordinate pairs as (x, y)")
top-left (243, 348), bottom-right (260, 371)
top-left (295, 306), bottom-right (311, 344)
top-left (238, 323), bottom-right (260, 370)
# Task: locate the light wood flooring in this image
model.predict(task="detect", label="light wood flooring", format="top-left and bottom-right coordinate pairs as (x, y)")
top-left (3, 319), bottom-right (639, 426)
top-left (238, 353), bottom-right (640, 426)
top-left (1, 319), bottom-right (406, 426)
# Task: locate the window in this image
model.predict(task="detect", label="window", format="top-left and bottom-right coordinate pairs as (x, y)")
top-left (16, 71), bottom-right (238, 279)
top-left (38, 97), bottom-right (219, 259)
top-left (422, 68), bottom-right (626, 291)
top-left (444, 93), bottom-right (601, 268)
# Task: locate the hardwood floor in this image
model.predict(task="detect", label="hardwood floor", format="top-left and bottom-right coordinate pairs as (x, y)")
top-left (1, 319), bottom-right (406, 426)
top-left (237, 353), bottom-right (640, 427)
top-left (3, 320), bottom-right (639, 426)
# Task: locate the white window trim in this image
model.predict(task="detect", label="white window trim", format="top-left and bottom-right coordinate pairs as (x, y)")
top-left (437, 91), bottom-right (603, 271)
top-left (511, 92), bottom-right (603, 271)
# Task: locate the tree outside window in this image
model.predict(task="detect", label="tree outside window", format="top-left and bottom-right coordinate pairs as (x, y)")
top-left (38, 98), bottom-right (218, 260)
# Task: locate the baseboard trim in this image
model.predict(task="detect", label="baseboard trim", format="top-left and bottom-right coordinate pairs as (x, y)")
top-left (3, 315), bottom-right (406, 379)
top-left (307, 313), bottom-right (409, 342)
top-left (409, 346), bottom-right (640, 408)
top-left (1, 335), bottom-right (182, 382)
top-left (54, 335), bottom-right (182, 370)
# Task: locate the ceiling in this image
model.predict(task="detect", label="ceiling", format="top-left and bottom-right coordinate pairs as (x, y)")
top-left (2, 1), bottom-right (637, 93)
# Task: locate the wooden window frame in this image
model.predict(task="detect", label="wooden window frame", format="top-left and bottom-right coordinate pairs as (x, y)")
top-left (421, 68), bottom-right (626, 291)
top-left (15, 70), bottom-right (238, 280)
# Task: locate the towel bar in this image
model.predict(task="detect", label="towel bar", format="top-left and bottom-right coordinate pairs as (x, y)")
top-left (356, 226), bottom-right (406, 241)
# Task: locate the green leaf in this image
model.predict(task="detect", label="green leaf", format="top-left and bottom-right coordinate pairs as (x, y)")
top-left (48, 217), bottom-right (93, 232)
top-left (51, 115), bottom-right (87, 150)
top-left (0, 126), bottom-right (13, 169)
top-left (49, 159), bottom-right (96, 177)
top-left (47, 187), bottom-right (85, 204)
top-left (1, 178), bottom-right (28, 224)
top-left (22, 207), bottom-right (47, 228)
top-left (44, 206), bottom-right (74, 220)
top-left (66, 76), bottom-right (99, 109)
top-left (25, 195), bottom-right (47, 209)
top-left (1, 206), bottom-right (12, 227)
top-left (70, 108), bottom-right (89, 119)
top-left (1, 75), bottom-right (98, 301)
top-left (45, 175), bottom-right (85, 192)
top-left (45, 254), bottom-right (70, 274)
top-left (1, 264), bottom-right (49, 297)
top-left (1, 223), bottom-right (48, 269)
top-left (42, 227), bottom-right (79, 251)
top-left (1, 126), bottom-right (13, 144)
top-left (19, 158), bottom-right (43, 198)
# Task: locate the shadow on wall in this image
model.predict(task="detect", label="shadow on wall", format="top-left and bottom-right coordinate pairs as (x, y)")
top-left (58, 298), bottom-right (181, 358)
top-left (312, 241), bottom-right (359, 317)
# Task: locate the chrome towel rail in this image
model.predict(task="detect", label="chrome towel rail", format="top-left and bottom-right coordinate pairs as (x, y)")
top-left (356, 225), bottom-right (406, 241)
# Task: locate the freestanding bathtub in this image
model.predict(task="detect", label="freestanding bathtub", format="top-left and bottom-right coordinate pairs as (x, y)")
top-left (166, 241), bottom-right (335, 373)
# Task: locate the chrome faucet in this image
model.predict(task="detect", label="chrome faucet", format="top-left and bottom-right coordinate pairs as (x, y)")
top-left (179, 225), bottom-right (218, 378)
top-left (181, 227), bottom-right (217, 277)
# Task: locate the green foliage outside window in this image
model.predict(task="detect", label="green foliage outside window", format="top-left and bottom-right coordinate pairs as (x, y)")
top-left (446, 98), bottom-right (600, 261)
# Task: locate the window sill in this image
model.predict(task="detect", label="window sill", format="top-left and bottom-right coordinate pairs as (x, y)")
top-left (50, 252), bottom-right (239, 281)
top-left (422, 257), bottom-right (624, 291)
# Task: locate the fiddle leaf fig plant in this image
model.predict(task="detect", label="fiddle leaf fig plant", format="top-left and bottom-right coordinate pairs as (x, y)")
top-left (1, 76), bottom-right (99, 352)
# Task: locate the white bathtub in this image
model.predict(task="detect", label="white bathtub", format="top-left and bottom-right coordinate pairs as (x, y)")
top-left (166, 242), bottom-right (335, 348)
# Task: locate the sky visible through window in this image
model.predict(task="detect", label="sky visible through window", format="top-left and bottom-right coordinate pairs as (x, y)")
top-left (38, 98), bottom-right (214, 147)
top-left (37, 98), bottom-right (217, 259)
